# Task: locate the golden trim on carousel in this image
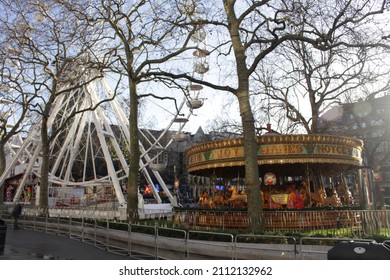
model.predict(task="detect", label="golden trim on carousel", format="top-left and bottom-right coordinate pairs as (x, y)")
top-left (186, 134), bottom-right (363, 174)
top-left (185, 134), bottom-right (364, 210)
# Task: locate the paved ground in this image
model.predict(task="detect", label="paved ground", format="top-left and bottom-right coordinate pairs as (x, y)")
top-left (0, 227), bottom-right (132, 260)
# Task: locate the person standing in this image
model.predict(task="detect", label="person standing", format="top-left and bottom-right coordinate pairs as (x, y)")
top-left (11, 203), bottom-right (23, 230)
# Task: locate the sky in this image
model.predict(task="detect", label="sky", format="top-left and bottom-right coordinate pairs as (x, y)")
top-left (139, 84), bottom-right (239, 134)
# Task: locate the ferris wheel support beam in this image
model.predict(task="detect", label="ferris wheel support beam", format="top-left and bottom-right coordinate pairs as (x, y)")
top-left (0, 122), bottom-right (41, 188)
top-left (50, 132), bottom-right (73, 177)
top-left (89, 84), bottom-right (129, 176)
top-left (102, 79), bottom-right (129, 133)
top-left (91, 110), bottom-right (126, 205)
top-left (50, 112), bottom-right (84, 181)
top-left (138, 157), bottom-right (162, 204)
top-left (13, 142), bottom-right (42, 202)
top-left (139, 142), bottom-right (174, 204)
top-left (101, 80), bottom-right (173, 204)
top-left (140, 98), bottom-right (187, 158)
top-left (62, 112), bottom-right (89, 185)
top-left (151, 168), bottom-right (174, 204)
top-left (84, 120), bottom-right (96, 181)
top-left (138, 143), bottom-right (164, 203)
top-left (47, 88), bottom-right (89, 185)
top-left (53, 95), bottom-right (87, 180)
top-left (1, 94), bottom-right (69, 197)
top-left (46, 94), bottom-right (67, 128)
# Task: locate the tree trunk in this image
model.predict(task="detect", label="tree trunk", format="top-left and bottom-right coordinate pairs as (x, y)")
top-left (0, 142), bottom-right (6, 204)
top-left (127, 78), bottom-right (140, 223)
top-left (39, 116), bottom-right (50, 215)
top-left (237, 85), bottom-right (264, 233)
top-left (224, 0), bottom-right (264, 232)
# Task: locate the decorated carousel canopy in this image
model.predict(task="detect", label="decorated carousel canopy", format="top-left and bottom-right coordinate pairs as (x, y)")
top-left (185, 134), bottom-right (363, 177)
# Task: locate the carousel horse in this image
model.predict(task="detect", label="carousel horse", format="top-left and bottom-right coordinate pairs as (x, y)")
top-left (323, 189), bottom-right (342, 206)
top-left (198, 191), bottom-right (213, 208)
top-left (343, 189), bottom-right (354, 205)
top-left (337, 183), bottom-right (354, 205)
top-left (310, 187), bottom-right (326, 206)
top-left (226, 187), bottom-right (247, 208)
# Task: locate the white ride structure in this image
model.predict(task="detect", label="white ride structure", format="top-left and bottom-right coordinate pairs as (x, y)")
top-left (0, 72), bottom-right (199, 208)
top-left (0, 7), bottom-right (210, 213)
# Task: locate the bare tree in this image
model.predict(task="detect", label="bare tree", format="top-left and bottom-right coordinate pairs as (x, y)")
top-left (0, 0), bottom-right (43, 203)
top-left (149, 0), bottom-right (390, 232)
top-left (90, 0), bottom-right (199, 222)
top-left (254, 37), bottom-right (390, 134)
top-left (0, 58), bottom-right (34, 203)
top-left (0, 0), bottom-right (114, 212)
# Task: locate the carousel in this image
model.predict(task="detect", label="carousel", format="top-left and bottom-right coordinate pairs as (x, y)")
top-left (175, 132), bottom-right (369, 230)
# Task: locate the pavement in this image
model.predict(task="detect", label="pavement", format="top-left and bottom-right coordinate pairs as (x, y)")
top-left (0, 226), bottom-right (132, 260)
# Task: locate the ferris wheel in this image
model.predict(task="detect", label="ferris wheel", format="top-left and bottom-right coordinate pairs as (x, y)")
top-left (0, 42), bottom-right (210, 209)
top-left (0, 77), bottom-right (192, 206)
top-left (0, 4), bottom-right (210, 208)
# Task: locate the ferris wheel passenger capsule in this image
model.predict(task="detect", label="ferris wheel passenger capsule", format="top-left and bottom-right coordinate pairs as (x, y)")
top-left (186, 98), bottom-right (204, 109)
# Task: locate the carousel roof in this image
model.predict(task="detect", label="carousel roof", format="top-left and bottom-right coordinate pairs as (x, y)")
top-left (185, 134), bottom-right (363, 177)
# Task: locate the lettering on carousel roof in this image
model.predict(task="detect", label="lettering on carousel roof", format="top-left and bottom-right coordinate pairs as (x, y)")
top-left (186, 134), bottom-right (363, 173)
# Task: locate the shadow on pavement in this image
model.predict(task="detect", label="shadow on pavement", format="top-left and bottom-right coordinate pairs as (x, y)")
top-left (0, 227), bottom-right (131, 260)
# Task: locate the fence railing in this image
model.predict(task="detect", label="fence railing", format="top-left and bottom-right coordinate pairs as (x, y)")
top-left (2, 205), bottom-right (389, 238)
top-left (173, 209), bottom-right (390, 238)
top-left (1, 208), bottom-right (387, 260)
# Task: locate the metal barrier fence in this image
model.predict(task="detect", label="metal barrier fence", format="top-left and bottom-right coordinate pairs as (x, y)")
top-left (0, 209), bottom-right (382, 260)
top-left (1, 207), bottom-right (389, 259)
top-left (187, 230), bottom-right (234, 259)
top-left (3, 204), bottom-right (389, 238)
top-left (173, 209), bottom-right (390, 237)
top-left (234, 234), bottom-right (297, 260)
